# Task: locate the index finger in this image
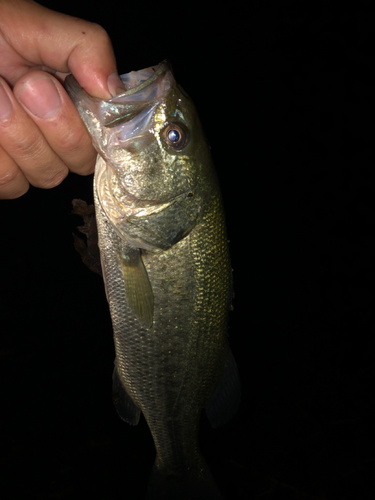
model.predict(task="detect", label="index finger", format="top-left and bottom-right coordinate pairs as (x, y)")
top-left (0, 0), bottom-right (121, 98)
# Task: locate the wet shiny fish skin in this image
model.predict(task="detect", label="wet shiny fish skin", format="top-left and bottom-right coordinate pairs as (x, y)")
top-left (65, 62), bottom-right (240, 499)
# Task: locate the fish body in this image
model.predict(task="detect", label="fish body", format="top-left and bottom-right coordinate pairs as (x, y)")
top-left (65, 62), bottom-right (240, 499)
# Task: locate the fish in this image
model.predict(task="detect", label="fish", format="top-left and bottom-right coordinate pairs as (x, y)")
top-left (65, 61), bottom-right (240, 499)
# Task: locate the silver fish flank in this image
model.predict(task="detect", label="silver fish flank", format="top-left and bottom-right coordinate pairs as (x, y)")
top-left (65, 61), bottom-right (240, 499)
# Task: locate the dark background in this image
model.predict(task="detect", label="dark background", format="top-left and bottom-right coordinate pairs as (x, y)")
top-left (1, 1), bottom-right (375, 499)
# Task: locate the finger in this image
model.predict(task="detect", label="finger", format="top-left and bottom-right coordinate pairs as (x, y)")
top-left (0, 79), bottom-right (30, 198)
top-left (0, 76), bottom-right (69, 190)
top-left (0, 0), bottom-right (124, 98)
top-left (14, 70), bottom-right (97, 176)
top-left (0, 144), bottom-right (29, 199)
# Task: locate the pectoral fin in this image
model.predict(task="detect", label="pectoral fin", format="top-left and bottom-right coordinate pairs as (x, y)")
top-left (205, 349), bottom-right (241, 428)
top-left (120, 247), bottom-right (154, 328)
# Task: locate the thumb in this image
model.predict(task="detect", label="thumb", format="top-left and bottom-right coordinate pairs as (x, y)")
top-left (0, 0), bottom-right (123, 98)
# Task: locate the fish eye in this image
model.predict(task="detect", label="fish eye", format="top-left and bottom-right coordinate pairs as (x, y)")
top-left (168, 129), bottom-right (180, 143)
top-left (162, 123), bottom-right (188, 150)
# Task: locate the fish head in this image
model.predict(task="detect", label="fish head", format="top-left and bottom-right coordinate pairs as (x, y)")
top-left (65, 61), bottom-right (214, 251)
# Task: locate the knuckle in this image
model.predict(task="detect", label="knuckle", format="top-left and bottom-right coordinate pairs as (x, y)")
top-left (9, 130), bottom-right (45, 162)
top-left (56, 127), bottom-right (96, 174)
top-left (88, 22), bottom-right (111, 45)
top-left (37, 167), bottom-right (69, 190)
top-left (1, 183), bottom-right (30, 199)
top-left (58, 125), bottom-right (88, 152)
top-left (0, 166), bottom-right (19, 186)
top-left (0, 166), bottom-right (29, 199)
top-left (80, 154), bottom-right (96, 176)
top-left (81, 21), bottom-right (112, 51)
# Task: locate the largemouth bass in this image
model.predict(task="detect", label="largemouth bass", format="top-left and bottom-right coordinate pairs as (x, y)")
top-left (65, 61), bottom-right (240, 499)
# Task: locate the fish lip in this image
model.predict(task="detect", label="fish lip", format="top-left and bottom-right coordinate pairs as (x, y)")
top-left (64, 74), bottom-right (87, 105)
top-left (110, 60), bottom-right (172, 131)
top-left (97, 60), bottom-right (175, 129)
top-left (64, 60), bottom-right (176, 161)
top-left (64, 59), bottom-right (172, 114)
top-left (109, 60), bottom-right (171, 101)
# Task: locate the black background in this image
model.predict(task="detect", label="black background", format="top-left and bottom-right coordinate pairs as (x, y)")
top-left (1, 1), bottom-right (375, 499)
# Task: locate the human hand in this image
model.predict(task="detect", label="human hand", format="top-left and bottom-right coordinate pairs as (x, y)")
top-left (0, 0), bottom-right (123, 199)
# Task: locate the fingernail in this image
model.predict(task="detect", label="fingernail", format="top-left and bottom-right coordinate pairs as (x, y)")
top-left (107, 72), bottom-right (125, 97)
top-left (17, 76), bottom-right (62, 118)
top-left (0, 81), bottom-right (13, 119)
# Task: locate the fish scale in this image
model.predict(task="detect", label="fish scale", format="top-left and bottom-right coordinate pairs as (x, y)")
top-left (65, 61), bottom-right (240, 499)
top-left (95, 183), bottom-right (230, 458)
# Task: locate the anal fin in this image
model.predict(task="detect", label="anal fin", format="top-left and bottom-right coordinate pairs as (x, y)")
top-left (112, 366), bottom-right (141, 425)
top-left (205, 349), bottom-right (241, 428)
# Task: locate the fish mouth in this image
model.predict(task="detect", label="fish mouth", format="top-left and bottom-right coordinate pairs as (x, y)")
top-left (65, 61), bottom-right (180, 200)
top-left (65, 62), bottom-right (197, 225)
top-left (65, 60), bottom-right (171, 102)
top-left (65, 61), bottom-right (176, 158)
top-left (101, 61), bottom-right (171, 127)
top-left (117, 61), bottom-right (170, 95)
top-left (65, 61), bottom-right (174, 136)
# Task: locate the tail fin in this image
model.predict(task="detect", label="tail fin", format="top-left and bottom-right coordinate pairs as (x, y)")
top-left (146, 460), bottom-right (223, 500)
